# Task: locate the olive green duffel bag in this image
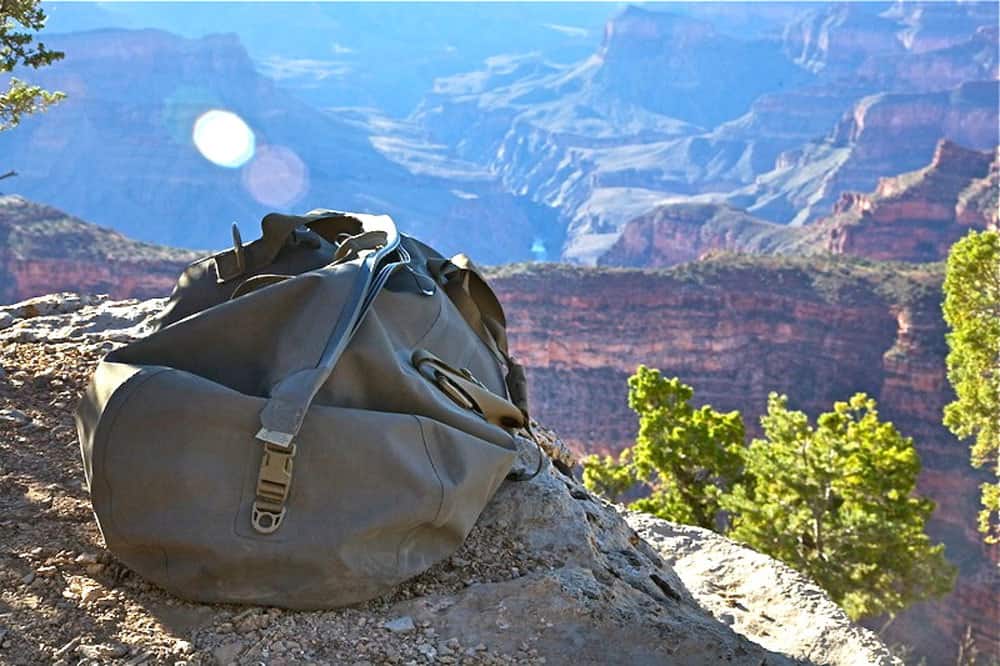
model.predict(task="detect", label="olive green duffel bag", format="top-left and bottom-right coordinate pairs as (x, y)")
top-left (75, 210), bottom-right (537, 609)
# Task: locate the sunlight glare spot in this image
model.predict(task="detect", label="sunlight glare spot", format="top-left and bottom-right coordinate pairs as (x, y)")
top-left (192, 109), bottom-right (255, 168)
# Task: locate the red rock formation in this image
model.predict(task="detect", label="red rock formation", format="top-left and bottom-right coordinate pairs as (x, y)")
top-left (597, 202), bottom-right (807, 268)
top-left (822, 140), bottom-right (996, 261)
top-left (599, 140), bottom-right (997, 268)
top-left (489, 258), bottom-right (998, 663)
top-left (0, 195), bottom-right (197, 304)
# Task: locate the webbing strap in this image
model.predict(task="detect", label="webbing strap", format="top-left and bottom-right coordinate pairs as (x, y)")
top-left (251, 214), bottom-right (403, 533)
top-left (428, 256), bottom-right (529, 417)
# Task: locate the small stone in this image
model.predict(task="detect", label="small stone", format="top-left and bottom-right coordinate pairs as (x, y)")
top-left (74, 552), bottom-right (99, 565)
top-left (78, 643), bottom-right (128, 660)
top-left (20, 572), bottom-right (35, 585)
top-left (79, 582), bottom-right (107, 604)
top-left (174, 639), bottom-right (193, 654)
top-left (213, 641), bottom-right (246, 664)
top-left (0, 312), bottom-right (13, 330)
top-left (0, 409), bottom-right (30, 427)
top-left (383, 616), bottom-right (416, 634)
top-left (445, 638), bottom-right (461, 650)
top-left (720, 613), bottom-right (736, 626)
top-left (416, 643), bottom-right (437, 660)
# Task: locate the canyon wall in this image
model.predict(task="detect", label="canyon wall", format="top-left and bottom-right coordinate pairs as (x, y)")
top-left (0, 195), bottom-right (196, 304)
top-left (822, 140), bottom-right (996, 261)
top-left (599, 140), bottom-right (997, 268)
top-left (489, 257), bottom-right (998, 664)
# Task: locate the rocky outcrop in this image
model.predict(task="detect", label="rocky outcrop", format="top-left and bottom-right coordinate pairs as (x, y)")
top-left (598, 140), bottom-right (996, 268)
top-left (821, 140), bottom-right (996, 261)
top-left (0, 195), bottom-right (198, 305)
top-left (0, 293), bottom-right (897, 665)
top-left (487, 258), bottom-right (999, 664)
top-left (596, 202), bottom-right (810, 268)
top-left (632, 516), bottom-right (897, 665)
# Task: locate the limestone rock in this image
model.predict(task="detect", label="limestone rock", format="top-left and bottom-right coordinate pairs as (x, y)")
top-left (0, 294), bottom-right (899, 665)
top-left (630, 515), bottom-right (899, 666)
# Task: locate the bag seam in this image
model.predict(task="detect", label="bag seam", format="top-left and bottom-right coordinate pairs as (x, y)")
top-left (413, 415), bottom-right (445, 526)
top-left (411, 292), bottom-right (445, 349)
top-left (394, 416), bottom-right (447, 580)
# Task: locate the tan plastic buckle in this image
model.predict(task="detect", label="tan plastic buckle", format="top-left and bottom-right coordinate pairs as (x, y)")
top-left (252, 442), bottom-right (296, 534)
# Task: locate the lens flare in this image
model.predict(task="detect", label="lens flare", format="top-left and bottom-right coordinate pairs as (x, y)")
top-left (242, 145), bottom-right (309, 208)
top-left (192, 109), bottom-right (255, 168)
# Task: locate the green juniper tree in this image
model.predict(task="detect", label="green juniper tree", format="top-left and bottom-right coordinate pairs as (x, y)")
top-left (583, 367), bottom-right (955, 621)
top-left (943, 229), bottom-right (1000, 543)
top-left (1, 0), bottom-right (64, 131)
top-left (723, 393), bottom-right (955, 621)
top-left (583, 366), bottom-right (745, 530)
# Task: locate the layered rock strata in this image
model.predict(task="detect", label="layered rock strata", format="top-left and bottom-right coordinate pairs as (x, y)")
top-left (0, 195), bottom-right (197, 305)
top-left (487, 257), bottom-right (999, 663)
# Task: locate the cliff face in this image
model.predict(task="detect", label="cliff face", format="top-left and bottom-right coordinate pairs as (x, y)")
top-left (822, 140), bottom-right (996, 261)
top-left (599, 140), bottom-right (996, 268)
top-left (731, 81), bottom-right (999, 227)
top-left (408, 3), bottom-right (997, 261)
top-left (596, 202), bottom-right (809, 268)
top-left (0, 195), bottom-right (197, 304)
top-left (488, 258), bottom-right (998, 664)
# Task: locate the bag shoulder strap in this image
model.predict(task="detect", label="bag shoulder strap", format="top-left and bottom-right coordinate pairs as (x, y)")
top-left (251, 214), bottom-right (405, 534)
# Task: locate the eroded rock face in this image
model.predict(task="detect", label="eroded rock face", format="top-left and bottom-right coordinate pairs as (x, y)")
top-left (487, 259), bottom-right (999, 663)
top-left (0, 292), bottom-right (897, 665)
top-left (821, 141), bottom-right (996, 262)
top-left (597, 140), bottom-right (997, 268)
top-left (0, 195), bottom-right (198, 305)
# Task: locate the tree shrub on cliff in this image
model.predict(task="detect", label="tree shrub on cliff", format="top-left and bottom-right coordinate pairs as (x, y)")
top-left (582, 367), bottom-right (744, 530)
top-left (943, 229), bottom-right (1000, 543)
top-left (723, 393), bottom-right (955, 620)
top-left (584, 371), bottom-right (955, 620)
top-left (1, 0), bottom-right (64, 130)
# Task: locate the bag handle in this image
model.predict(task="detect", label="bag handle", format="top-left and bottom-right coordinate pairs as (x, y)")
top-left (256, 213), bottom-right (402, 448)
top-left (214, 210), bottom-right (365, 283)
